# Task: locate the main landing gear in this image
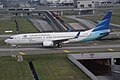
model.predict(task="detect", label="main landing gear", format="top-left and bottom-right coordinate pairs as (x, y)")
top-left (56, 43), bottom-right (62, 48)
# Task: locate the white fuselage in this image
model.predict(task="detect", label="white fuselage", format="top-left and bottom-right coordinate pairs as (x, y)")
top-left (5, 29), bottom-right (93, 45)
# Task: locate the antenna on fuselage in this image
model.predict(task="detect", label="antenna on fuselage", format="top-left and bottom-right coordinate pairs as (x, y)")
top-left (15, 19), bottom-right (19, 34)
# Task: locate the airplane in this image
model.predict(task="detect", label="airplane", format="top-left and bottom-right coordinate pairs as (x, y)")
top-left (5, 11), bottom-right (112, 48)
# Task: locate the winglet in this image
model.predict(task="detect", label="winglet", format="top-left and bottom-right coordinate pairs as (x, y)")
top-left (75, 31), bottom-right (80, 38)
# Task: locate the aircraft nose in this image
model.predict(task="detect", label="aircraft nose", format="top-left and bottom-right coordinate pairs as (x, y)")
top-left (4, 39), bottom-right (9, 43)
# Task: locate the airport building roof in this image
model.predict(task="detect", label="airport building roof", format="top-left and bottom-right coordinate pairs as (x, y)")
top-left (68, 52), bottom-right (120, 60)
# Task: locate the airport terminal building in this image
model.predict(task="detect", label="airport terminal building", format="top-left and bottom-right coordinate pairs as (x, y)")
top-left (74, 0), bottom-right (120, 8)
top-left (74, 0), bottom-right (95, 8)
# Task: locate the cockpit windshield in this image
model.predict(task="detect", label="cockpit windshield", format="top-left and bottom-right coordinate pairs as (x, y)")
top-left (9, 37), bottom-right (13, 39)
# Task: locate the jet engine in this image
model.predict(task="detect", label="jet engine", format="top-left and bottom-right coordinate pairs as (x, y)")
top-left (43, 41), bottom-right (54, 47)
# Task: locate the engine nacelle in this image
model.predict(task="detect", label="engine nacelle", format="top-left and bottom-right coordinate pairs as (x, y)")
top-left (43, 41), bottom-right (54, 47)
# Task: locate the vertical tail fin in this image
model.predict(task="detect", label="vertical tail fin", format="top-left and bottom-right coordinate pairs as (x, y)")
top-left (93, 11), bottom-right (112, 31)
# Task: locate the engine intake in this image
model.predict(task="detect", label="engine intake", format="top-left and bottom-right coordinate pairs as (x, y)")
top-left (43, 41), bottom-right (54, 47)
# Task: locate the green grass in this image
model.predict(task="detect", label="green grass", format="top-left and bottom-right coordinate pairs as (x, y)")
top-left (0, 38), bottom-right (7, 46)
top-left (0, 54), bottom-right (90, 80)
top-left (25, 54), bottom-right (90, 80)
top-left (78, 8), bottom-right (120, 25)
top-left (0, 20), bottom-right (16, 34)
top-left (16, 17), bottom-right (39, 33)
top-left (77, 14), bottom-right (120, 25)
top-left (0, 17), bottom-right (39, 34)
top-left (63, 11), bottom-right (77, 15)
top-left (0, 56), bottom-right (32, 80)
top-left (95, 8), bottom-right (120, 14)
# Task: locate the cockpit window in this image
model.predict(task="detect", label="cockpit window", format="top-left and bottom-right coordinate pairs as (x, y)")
top-left (9, 37), bottom-right (13, 39)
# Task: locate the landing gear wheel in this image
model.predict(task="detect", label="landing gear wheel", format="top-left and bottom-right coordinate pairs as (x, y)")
top-left (57, 43), bottom-right (62, 48)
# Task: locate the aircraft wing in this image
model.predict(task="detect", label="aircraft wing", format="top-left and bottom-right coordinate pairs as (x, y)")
top-left (53, 31), bottom-right (80, 44)
top-left (53, 39), bottom-right (69, 44)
